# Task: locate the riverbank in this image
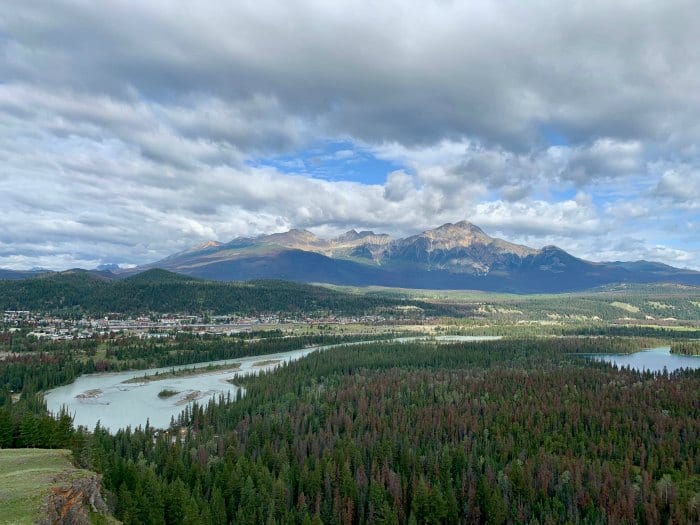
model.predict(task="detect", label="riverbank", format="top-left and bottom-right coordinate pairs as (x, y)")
top-left (123, 362), bottom-right (242, 383)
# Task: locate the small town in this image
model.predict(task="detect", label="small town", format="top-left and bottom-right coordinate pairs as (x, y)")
top-left (2, 309), bottom-right (396, 340)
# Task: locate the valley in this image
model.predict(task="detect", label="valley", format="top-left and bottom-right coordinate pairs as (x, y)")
top-left (2, 273), bottom-right (700, 523)
top-left (6, 3), bottom-right (700, 522)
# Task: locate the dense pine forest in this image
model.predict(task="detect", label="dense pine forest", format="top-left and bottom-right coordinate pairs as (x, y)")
top-left (55, 338), bottom-right (699, 524)
top-left (672, 340), bottom-right (700, 355)
top-left (0, 269), bottom-right (444, 316)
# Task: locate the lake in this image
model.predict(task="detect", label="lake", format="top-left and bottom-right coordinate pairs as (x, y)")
top-left (45, 335), bottom-right (501, 431)
top-left (589, 346), bottom-right (700, 373)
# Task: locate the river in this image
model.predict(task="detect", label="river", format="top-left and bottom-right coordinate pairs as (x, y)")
top-left (45, 335), bottom-right (501, 431)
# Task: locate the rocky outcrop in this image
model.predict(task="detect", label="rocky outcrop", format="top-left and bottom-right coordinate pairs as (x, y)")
top-left (40, 474), bottom-right (110, 525)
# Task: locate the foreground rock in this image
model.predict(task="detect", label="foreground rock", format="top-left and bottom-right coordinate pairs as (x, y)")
top-left (40, 472), bottom-right (111, 525)
top-left (0, 449), bottom-right (117, 525)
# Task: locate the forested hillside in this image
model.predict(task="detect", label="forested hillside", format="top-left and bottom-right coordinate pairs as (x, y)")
top-left (0, 269), bottom-right (441, 316)
top-left (343, 283), bottom-right (700, 322)
top-left (71, 338), bottom-right (700, 524)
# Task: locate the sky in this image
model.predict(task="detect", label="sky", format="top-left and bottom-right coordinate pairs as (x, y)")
top-left (1, 0), bottom-right (699, 271)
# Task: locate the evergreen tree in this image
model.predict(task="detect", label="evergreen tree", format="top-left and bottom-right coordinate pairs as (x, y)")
top-left (0, 408), bottom-right (13, 447)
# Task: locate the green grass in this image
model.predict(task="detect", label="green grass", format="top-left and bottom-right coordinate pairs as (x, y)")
top-left (610, 301), bottom-right (641, 313)
top-left (0, 449), bottom-right (89, 524)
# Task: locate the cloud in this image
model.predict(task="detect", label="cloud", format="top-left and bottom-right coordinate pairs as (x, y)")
top-left (654, 166), bottom-right (700, 208)
top-left (561, 139), bottom-right (644, 185)
top-left (470, 195), bottom-right (601, 237)
top-left (0, 1), bottom-right (699, 270)
top-left (4, 1), bottom-right (700, 148)
top-left (383, 170), bottom-right (414, 202)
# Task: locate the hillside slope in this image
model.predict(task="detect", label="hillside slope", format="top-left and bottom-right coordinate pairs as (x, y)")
top-left (0, 449), bottom-right (116, 525)
top-left (0, 269), bottom-right (442, 315)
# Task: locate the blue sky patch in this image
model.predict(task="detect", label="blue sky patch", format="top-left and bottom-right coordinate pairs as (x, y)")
top-left (248, 141), bottom-right (404, 185)
top-left (538, 124), bottom-right (569, 147)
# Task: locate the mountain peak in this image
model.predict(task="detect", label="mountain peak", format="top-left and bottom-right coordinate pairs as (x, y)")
top-left (421, 220), bottom-right (492, 245)
top-left (539, 245), bottom-right (573, 257)
top-left (334, 229), bottom-right (361, 242)
top-left (333, 229), bottom-right (382, 243)
top-left (440, 220), bottom-right (483, 232)
top-left (96, 263), bottom-right (121, 272)
top-left (135, 219), bottom-right (700, 292)
top-left (263, 229), bottom-right (323, 248)
top-left (196, 240), bottom-right (223, 250)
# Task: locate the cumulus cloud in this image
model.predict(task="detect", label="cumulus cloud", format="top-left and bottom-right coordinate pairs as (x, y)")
top-left (471, 195), bottom-right (601, 237)
top-left (561, 139), bottom-right (644, 184)
top-left (654, 166), bottom-right (700, 208)
top-left (0, 0), bottom-right (699, 269)
top-left (4, 1), bottom-right (700, 148)
top-left (383, 171), bottom-right (414, 202)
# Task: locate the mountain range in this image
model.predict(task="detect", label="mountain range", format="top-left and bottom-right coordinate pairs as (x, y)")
top-left (114, 221), bottom-right (700, 293)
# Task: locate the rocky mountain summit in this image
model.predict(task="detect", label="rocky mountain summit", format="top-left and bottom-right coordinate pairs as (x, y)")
top-left (124, 220), bottom-right (700, 292)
